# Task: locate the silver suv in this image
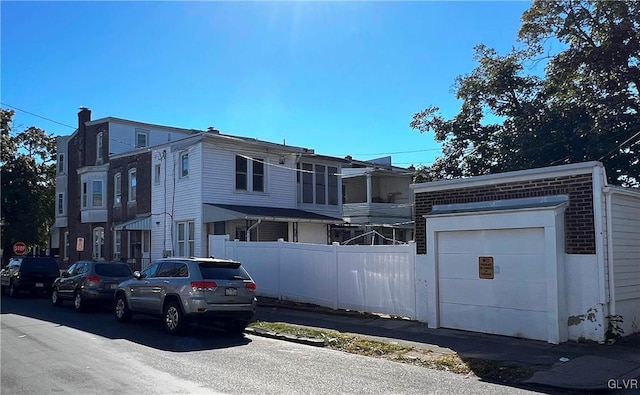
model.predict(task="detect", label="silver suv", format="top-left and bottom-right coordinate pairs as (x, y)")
top-left (114, 257), bottom-right (257, 335)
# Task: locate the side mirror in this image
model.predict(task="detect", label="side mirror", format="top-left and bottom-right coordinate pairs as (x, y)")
top-left (61, 271), bottom-right (70, 278)
top-left (133, 271), bottom-right (144, 280)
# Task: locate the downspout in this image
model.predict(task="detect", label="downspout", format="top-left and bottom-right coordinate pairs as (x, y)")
top-left (246, 219), bottom-right (262, 242)
top-left (605, 188), bottom-right (616, 317)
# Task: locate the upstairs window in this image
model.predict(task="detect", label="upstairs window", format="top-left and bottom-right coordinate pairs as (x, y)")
top-left (328, 166), bottom-right (338, 205)
top-left (57, 153), bottom-right (65, 174)
top-left (92, 180), bottom-right (103, 207)
top-left (253, 159), bottom-right (264, 192)
top-left (96, 132), bottom-right (103, 163)
top-left (82, 182), bottom-right (88, 208)
top-left (154, 164), bottom-right (161, 185)
top-left (135, 129), bottom-right (149, 148)
top-left (58, 193), bottom-right (64, 214)
top-left (180, 152), bottom-right (189, 178)
top-left (114, 173), bottom-right (122, 205)
top-left (299, 162), bottom-right (339, 206)
top-left (302, 163), bottom-right (313, 203)
top-left (315, 165), bottom-right (326, 204)
top-left (129, 169), bottom-right (137, 202)
top-left (235, 155), bottom-right (247, 191)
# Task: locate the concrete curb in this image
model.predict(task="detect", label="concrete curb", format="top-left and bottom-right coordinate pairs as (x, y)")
top-left (245, 327), bottom-right (326, 347)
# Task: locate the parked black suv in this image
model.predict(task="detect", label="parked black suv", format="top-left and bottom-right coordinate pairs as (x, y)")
top-left (0, 256), bottom-right (60, 297)
top-left (52, 260), bottom-right (134, 311)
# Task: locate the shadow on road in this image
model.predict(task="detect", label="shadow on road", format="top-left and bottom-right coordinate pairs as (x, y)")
top-left (1, 292), bottom-right (252, 352)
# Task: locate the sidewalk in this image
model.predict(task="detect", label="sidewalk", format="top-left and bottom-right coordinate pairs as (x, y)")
top-left (252, 299), bottom-right (640, 393)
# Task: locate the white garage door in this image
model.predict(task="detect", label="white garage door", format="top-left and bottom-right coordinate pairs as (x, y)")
top-left (437, 227), bottom-right (548, 341)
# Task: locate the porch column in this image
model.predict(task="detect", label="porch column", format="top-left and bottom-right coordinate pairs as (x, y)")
top-left (366, 172), bottom-right (372, 204)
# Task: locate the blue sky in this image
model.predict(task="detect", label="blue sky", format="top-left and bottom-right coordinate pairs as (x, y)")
top-left (1, 1), bottom-right (531, 167)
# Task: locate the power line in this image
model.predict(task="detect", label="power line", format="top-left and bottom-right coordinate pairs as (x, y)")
top-left (1, 102), bottom-right (76, 129)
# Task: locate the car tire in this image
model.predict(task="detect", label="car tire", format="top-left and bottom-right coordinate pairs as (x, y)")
top-left (73, 291), bottom-right (85, 312)
top-left (8, 281), bottom-right (18, 298)
top-left (51, 288), bottom-right (63, 306)
top-left (163, 300), bottom-right (185, 335)
top-left (224, 320), bottom-right (248, 335)
top-left (115, 294), bottom-right (132, 323)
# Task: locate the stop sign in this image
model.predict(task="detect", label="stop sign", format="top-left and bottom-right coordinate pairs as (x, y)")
top-left (13, 242), bottom-right (27, 255)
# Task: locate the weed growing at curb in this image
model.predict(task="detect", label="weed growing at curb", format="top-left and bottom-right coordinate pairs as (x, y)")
top-left (248, 321), bottom-right (534, 383)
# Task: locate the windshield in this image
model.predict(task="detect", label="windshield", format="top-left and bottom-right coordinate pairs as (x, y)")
top-left (21, 259), bottom-right (60, 274)
top-left (198, 263), bottom-right (251, 280)
top-left (95, 263), bottom-right (133, 277)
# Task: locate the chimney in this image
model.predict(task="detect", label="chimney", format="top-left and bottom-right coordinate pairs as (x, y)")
top-left (78, 107), bottom-right (91, 129)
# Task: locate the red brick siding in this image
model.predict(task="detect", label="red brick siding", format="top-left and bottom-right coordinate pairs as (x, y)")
top-left (414, 174), bottom-right (595, 254)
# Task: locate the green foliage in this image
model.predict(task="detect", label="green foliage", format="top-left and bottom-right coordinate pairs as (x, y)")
top-left (411, 0), bottom-right (640, 186)
top-left (1, 109), bottom-right (57, 262)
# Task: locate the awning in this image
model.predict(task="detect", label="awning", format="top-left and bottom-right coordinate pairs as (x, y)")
top-left (204, 203), bottom-right (343, 224)
top-left (426, 195), bottom-right (569, 216)
top-left (113, 216), bottom-right (151, 231)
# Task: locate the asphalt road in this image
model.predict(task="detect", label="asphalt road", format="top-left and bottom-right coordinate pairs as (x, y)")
top-left (1, 295), bottom-right (541, 394)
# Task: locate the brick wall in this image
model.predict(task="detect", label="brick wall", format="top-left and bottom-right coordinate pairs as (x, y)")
top-left (414, 174), bottom-right (595, 254)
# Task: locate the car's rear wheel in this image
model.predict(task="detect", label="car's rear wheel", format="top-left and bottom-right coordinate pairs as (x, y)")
top-left (163, 301), bottom-right (184, 335)
top-left (115, 294), bottom-right (132, 322)
top-left (51, 288), bottom-right (62, 306)
top-left (73, 291), bottom-right (85, 312)
top-left (224, 320), bottom-right (248, 335)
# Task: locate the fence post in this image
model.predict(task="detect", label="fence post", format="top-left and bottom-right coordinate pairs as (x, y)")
top-left (409, 240), bottom-right (417, 320)
top-left (278, 238), bottom-right (284, 301)
top-left (333, 242), bottom-right (339, 310)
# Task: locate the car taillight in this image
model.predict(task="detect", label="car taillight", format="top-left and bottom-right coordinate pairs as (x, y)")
top-left (191, 281), bottom-right (217, 291)
top-left (86, 275), bottom-right (101, 284)
top-left (244, 282), bottom-right (256, 292)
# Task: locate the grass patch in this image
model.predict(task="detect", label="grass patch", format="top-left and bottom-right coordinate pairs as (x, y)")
top-left (249, 321), bottom-right (535, 383)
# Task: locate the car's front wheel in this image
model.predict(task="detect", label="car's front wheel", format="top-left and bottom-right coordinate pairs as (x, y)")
top-left (73, 291), bottom-right (86, 312)
top-left (51, 287), bottom-right (63, 306)
top-left (163, 301), bottom-right (184, 335)
top-left (114, 294), bottom-right (132, 322)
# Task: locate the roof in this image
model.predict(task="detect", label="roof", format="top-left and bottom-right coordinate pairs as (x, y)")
top-left (411, 161), bottom-right (604, 193)
top-left (204, 204), bottom-right (343, 224)
top-left (425, 195), bottom-right (569, 216)
top-left (113, 215), bottom-right (151, 231)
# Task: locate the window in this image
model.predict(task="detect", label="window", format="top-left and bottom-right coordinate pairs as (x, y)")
top-left (58, 193), bottom-right (64, 215)
top-left (114, 173), bottom-right (122, 205)
top-left (129, 169), bottom-right (137, 202)
top-left (113, 231), bottom-right (121, 260)
top-left (82, 182), bottom-right (88, 208)
top-left (180, 152), bottom-right (189, 178)
top-left (143, 231), bottom-right (150, 253)
top-left (154, 164), bottom-right (161, 185)
top-left (315, 165), bottom-right (326, 204)
top-left (63, 232), bottom-right (70, 261)
top-left (96, 132), bottom-right (103, 163)
top-left (253, 159), bottom-right (264, 192)
top-left (93, 227), bottom-right (104, 260)
top-left (58, 153), bottom-right (65, 174)
top-left (302, 163), bottom-right (313, 203)
top-left (135, 129), bottom-right (149, 148)
top-left (328, 166), bottom-right (338, 205)
top-left (92, 180), bottom-right (103, 207)
top-left (176, 221), bottom-right (195, 257)
top-left (157, 262), bottom-right (176, 277)
top-left (299, 163), bottom-right (339, 206)
top-left (141, 262), bottom-right (159, 278)
top-left (235, 155), bottom-right (247, 190)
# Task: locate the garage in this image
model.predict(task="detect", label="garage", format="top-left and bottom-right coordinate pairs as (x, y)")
top-left (437, 228), bottom-right (548, 341)
top-left (424, 196), bottom-right (570, 344)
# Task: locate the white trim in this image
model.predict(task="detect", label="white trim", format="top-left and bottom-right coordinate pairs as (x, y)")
top-left (592, 165), bottom-right (607, 306)
top-left (604, 185), bottom-right (640, 198)
top-left (411, 161), bottom-right (603, 193)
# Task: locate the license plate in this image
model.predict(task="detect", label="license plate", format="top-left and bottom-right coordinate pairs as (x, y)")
top-left (35, 283), bottom-right (44, 288)
top-left (225, 287), bottom-right (237, 296)
top-left (110, 284), bottom-right (117, 289)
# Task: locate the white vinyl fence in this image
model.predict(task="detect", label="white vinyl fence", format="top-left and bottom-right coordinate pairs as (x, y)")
top-left (209, 236), bottom-right (417, 319)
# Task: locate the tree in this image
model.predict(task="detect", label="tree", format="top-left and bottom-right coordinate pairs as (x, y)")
top-left (1, 109), bottom-right (57, 263)
top-left (411, 0), bottom-right (640, 186)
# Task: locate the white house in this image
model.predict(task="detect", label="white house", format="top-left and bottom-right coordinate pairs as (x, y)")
top-left (150, 131), bottom-right (345, 260)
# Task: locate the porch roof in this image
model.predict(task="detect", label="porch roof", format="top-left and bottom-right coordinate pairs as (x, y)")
top-left (203, 204), bottom-right (343, 224)
top-left (113, 215), bottom-right (151, 231)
